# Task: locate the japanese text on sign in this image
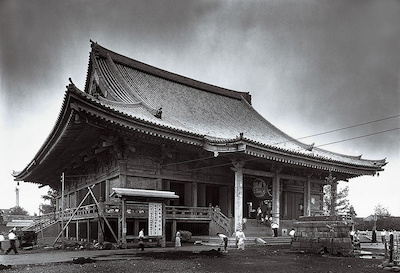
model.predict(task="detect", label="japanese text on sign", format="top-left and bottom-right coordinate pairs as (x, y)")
top-left (148, 203), bottom-right (162, 236)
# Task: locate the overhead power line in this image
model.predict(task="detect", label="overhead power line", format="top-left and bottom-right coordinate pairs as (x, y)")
top-left (315, 127), bottom-right (400, 148)
top-left (297, 114), bottom-right (400, 140)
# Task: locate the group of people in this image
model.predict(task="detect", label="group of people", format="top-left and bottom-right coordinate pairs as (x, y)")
top-left (136, 228), bottom-right (183, 251)
top-left (216, 229), bottom-right (246, 252)
top-left (0, 228), bottom-right (19, 255)
top-left (370, 228), bottom-right (396, 244)
top-left (255, 206), bottom-right (279, 237)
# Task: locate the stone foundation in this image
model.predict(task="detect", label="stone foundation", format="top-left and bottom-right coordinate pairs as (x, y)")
top-left (291, 216), bottom-right (353, 255)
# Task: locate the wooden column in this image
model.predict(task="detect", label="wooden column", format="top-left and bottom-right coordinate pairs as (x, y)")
top-left (66, 224), bottom-right (69, 240)
top-left (304, 176), bottom-right (311, 216)
top-left (87, 219), bottom-right (90, 242)
top-left (76, 220), bottom-right (79, 241)
top-left (98, 197), bottom-right (105, 243)
top-left (184, 183), bottom-right (191, 206)
top-left (172, 219), bottom-right (177, 243)
top-left (198, 184), bottom-right (206, 207)
top-left (227, 186), bottom-right (233, 218)
top-left (219, 186), bottom-right (228, 215)
top-left (121, 197), bottom-right (127, 248)
top-left (331, 180), bottom-right (338, 216)
top-left (232, 160), bottom-right (245, 231)
top-left (192, 182), bottom-right (198, 207)
top-left (161, 202), bottom-right (166, 247)
top-left (272, 172), bottom-right (281, 226)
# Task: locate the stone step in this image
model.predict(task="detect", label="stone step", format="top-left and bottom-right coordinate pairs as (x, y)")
top-left (192, 236), bottom-right (293, 246)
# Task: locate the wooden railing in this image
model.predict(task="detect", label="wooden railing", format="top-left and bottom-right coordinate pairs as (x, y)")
top-left (211, 208), bottom-right (232, 234)
top-left (166, 206), bottom-right (211, 219)
top-left (21, 214), bottom-right (58, 232)
top-left (23, 203), bottom-right (232, 234)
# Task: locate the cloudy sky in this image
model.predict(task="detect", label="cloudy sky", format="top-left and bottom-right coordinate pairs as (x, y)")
top-left (1, 0), bottom-right (399, 217)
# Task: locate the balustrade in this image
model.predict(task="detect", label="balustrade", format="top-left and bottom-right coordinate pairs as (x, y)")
top-left (25, 204), bottom-right (231, 234)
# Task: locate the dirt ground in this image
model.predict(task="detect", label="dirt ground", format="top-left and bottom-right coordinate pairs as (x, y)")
top-left (2, 245), bottom-right (384, 273)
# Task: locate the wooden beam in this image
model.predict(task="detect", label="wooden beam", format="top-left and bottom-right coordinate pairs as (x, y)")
top-left (243, 168), bottom-right (274, 177)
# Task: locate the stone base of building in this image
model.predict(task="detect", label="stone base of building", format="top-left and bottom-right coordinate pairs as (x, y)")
top-left (291, 215), bottom-right (353, 255)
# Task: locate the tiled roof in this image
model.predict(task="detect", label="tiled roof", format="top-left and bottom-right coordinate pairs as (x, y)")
top-left (84, 42), bottom-right (386, 170)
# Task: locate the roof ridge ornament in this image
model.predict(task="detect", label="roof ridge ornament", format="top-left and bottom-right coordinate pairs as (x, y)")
top-left (66, 77), bottom-right (76, 92)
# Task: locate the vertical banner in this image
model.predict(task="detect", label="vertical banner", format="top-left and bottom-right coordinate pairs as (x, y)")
top-left (148, 202), bottom-right (163, 236)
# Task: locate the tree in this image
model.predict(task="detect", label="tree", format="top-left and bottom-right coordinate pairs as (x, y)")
top-left (323, 185), bottom-right (353, 216)
top-left (374, 204), bottom-right (391, 218)
top-left (9, 206), bottom-right (29, 215)
top-left (39, 189), bottom-right (58, 215)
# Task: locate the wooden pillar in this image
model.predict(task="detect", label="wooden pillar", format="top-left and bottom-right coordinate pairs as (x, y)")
top-left (98, 197), bottom-right (105, 243)
top-left (105, 180), bottom-right (110, 202)
top-left (184, 183), bottom-right (191, 206)
top-left (161, 202), bottom-right (166, 247)
top-left (192, 182), bottom-right (198, 207)
top-left (121, 197), bottom-right (127, 248)
top-left (283, 190), bottom-right (288, 218)
top-left (87, 219), bottom-right (90, 242)
top-left (198, 184), bottom-right (206, 207)
top-left (227, 186), bottom-right (233, 218)
top-left (304, 176), bottom-right (311, 216)
top-left (76, 220), bottom-right (79, 241)
top-left (232, 160), bottom-right (245, 231)
top-left (66, 224), bottom-right (69, 240)
top-left (272, 172), bottom-right (280, 226)
top-left (331, 180), bottom-right (337, 216)
top-left (172, 219), bottom-right (177, 243)
top-left (134, 219), bottom-right (139, 237)
top-left (219, 186), bottom-right (228, 215)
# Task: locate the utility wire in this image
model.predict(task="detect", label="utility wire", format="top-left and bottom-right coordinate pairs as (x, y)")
top-left (315, 127), bottom-right (400, 148)
top-left (297, 114), bottom-right (400, 140)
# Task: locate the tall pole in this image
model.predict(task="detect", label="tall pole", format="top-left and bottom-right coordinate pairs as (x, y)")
top-left (61, 172), bottom-right (65, 250)
top-left (15, 186), bottom-right (20, 207)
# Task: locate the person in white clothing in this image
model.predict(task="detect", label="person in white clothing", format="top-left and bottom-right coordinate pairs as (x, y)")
top-left (5, 230), bottom-right (18, 254)
top-left (138, 228), bottom-right (145, 251)
top-left (0, 232), bottom-right (5, 253)
top-left (217, 233), bottom-right (228, 252)
top-left (175, 230), bottom-right (181, 248)
top-left (235, 229), bottom-right (246, 250)
top-left (271, 222), bottom-right (279, 237)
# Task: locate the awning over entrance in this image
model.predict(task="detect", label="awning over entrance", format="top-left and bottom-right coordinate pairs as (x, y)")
top-left (110, 188), bottom-right (179, 200)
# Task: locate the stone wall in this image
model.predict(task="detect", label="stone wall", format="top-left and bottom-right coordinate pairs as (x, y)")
top-left (291, 216), bottom-right (353, 255)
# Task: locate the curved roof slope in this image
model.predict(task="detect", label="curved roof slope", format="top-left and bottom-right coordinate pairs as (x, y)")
top-left (86, 43), bottom-right (385, 170)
